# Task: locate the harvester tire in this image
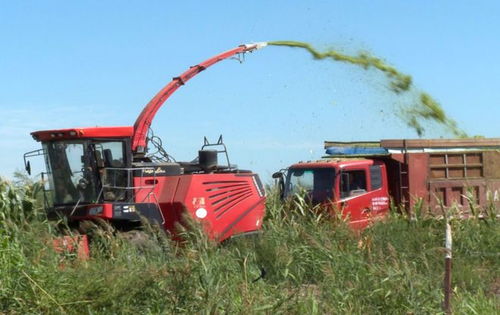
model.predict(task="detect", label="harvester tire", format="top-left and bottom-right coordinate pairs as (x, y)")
top-left (119, 230), bottom-right (161, 253)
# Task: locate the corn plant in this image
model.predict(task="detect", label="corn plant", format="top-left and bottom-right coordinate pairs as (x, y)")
top-left (0, 181), bottom-right (498, 314)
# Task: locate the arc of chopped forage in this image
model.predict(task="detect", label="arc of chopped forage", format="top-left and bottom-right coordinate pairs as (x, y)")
top-left (268, 41), bottom-right (467, 138)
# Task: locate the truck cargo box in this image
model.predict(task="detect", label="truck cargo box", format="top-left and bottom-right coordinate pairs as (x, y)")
top-left (324, 138), bottom-right (500, 214)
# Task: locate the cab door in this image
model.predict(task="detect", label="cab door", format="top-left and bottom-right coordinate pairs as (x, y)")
top-left (338, 167), bottom-right (372, 229)
top-left (338, 163), bottom-right (389, 229)
top-left (367, 164), bottom-right (390, 221)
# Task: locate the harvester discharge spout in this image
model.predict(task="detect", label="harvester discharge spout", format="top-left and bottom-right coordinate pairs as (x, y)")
top-left (132, 42), bottom-right (268, 154)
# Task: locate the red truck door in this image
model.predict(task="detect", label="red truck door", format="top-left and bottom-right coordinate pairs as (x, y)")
top-left (338, 163), bottom-right (389, 229)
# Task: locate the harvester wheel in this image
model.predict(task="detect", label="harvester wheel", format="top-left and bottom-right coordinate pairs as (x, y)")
top-left (119, 230), bottom-right (161, 253)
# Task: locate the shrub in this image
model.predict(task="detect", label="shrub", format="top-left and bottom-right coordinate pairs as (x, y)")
top-left (0, 181), bottom-right (498, 313)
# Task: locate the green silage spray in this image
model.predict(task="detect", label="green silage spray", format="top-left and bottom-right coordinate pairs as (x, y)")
top-left (267, 41), bottom-right (467, 138)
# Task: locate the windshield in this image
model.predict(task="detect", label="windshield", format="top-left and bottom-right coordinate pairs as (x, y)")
top-left (93, 141), bottom-right (128, 201)
top-left (44, 141), bottom-right (98, 205)
top-left (285, 168), bottom-right (335, 203)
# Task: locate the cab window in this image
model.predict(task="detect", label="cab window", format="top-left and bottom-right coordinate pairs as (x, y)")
top-left (94, 141), bottom-right (126, 168)
top-left (93, 141), bottom-right (128, 201)
top-left (285, 168), bottom-right (335, 203)
top-left (340, 170), bottom-right (367, 198)
top-left (370, 165), bottom-right (382, 190)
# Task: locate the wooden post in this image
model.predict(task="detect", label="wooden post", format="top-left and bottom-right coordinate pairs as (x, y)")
top-left (443, 220), bottom-right (452, 314)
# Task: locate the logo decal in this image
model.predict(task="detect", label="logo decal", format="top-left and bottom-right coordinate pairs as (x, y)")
top-left (123, 205), bottom-right (136, 213)
top-left (371, 197), bottom-right (389, 211)
top-left (195, 208), bottom-right (208, 219)
top-left (192, 197), bottom-right (206, 208)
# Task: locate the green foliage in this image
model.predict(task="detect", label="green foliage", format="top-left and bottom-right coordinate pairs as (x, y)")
top-left (0, 180), bottom-right (498, 313)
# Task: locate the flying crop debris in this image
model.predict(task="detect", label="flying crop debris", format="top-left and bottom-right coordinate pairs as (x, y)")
top-left (268, 40), bottom-right (467, 138)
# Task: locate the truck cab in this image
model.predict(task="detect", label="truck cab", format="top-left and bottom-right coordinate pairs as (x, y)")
top-left (278, 159), bottom-right (390, 229)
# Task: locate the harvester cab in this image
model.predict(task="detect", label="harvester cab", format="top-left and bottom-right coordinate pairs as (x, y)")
top-left (27, 127), bottom-right (144, 224)
top-left (24, 43), bottom-right (268, 243)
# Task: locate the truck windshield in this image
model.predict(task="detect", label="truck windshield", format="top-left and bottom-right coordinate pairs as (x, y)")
top-left (285, 168), bottom-right (335, 203)
top-left (44, 141), bottom-right (98, 205)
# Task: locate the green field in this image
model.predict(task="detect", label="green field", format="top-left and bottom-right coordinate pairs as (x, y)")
top-left (1, 178), bottom-right (498, 314)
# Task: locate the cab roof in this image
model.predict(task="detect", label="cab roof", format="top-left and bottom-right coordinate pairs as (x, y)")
top-left (289, 159), bottom-right (377, 169)
top-left (31, 126), bottom-right (134, 142)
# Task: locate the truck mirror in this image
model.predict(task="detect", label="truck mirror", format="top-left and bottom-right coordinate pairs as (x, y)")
top-left (25, 161), bottom-right (31, 175)
top-left (272, 171), bottom-right (283, 179)
top-left (272, 172), bottom-right (285, 199)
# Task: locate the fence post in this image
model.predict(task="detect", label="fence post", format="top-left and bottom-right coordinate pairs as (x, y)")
top-left (443, 220), bottom-right (452, 314)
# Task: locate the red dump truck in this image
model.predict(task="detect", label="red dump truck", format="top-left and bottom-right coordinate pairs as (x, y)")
top-left (273, 138), bottom-right (500, 228)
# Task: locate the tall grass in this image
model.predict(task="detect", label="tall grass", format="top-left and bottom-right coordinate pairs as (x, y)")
top-left (0, 179), bottom-right (498, 314)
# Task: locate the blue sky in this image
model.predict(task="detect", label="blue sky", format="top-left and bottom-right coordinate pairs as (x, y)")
top-left (1, 1), bottom-right (499, 181)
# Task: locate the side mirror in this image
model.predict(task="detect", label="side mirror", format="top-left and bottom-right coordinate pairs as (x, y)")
top-left (272, 171), bottom-right (283, 179)
top-left (272, 171), bottom-right (285, 199)
top-left (25, 161), bottom-right (31, 176)
top-left (78, 178), bottom-right (89, 190)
